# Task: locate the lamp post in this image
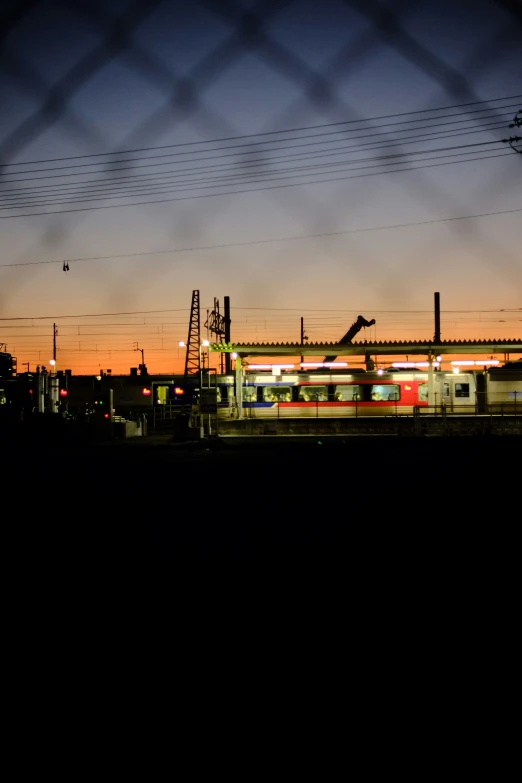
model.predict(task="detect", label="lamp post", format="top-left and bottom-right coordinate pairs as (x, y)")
top-left (179, 340), bottom-right (209, 437)
top-left (49, 359), bottom-right (58, 412)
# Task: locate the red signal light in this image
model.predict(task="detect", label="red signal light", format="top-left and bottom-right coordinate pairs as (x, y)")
top-left (59, 389), bottom-right (68, 397)
top-left (142, 388), bottom-right (151, 396)
top-left (174, 387), bottom-right (184, 395)
top-left (104, 413), bottom-right (109, 419)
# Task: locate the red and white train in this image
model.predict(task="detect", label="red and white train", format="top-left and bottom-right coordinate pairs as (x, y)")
top-left (213, 361), bottom-right (522, 418)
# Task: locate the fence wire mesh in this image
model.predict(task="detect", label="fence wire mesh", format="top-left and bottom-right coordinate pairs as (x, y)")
top-left (1, 0), bottom-right (521, 372)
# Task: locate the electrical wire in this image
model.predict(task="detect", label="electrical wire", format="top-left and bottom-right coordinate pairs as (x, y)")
top-left (1, 206), bottom-right (519, 268)
top-left (0, 138), bottom-right (506, 210)
top-left (0, 120), bottom-right (508, 203)
top-left (0, 151), bottom-right (512, 220)
top-left (0, 142), bottom-right (504, 211)
top-left (1, 93), bottom-right (519, 167)
top-left (0, 109), bottom-right (516, 185)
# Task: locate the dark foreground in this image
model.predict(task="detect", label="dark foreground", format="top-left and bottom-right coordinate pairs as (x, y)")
top-left (2, 433), bottom-right (519, 568)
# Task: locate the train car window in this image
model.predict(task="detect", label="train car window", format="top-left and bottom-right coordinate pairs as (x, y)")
top-left (370, 384), bottom-right (400, 401)
top-left (0, 389), bottom-right (6, 405)
top-left (418, 383), bottom-right (428, 402)
top-left (263, 386), bottom-right (292, 402)
top-left (244, 388), bottom-right (257, 402)
top-left (333, 384), bottom-right (360, 401)
top-left (455, 383), bottom-right (470, 398)
top-left (298, 385), bottom-right (328, 401)
top-left (443, 383), bottom-right (450, 397)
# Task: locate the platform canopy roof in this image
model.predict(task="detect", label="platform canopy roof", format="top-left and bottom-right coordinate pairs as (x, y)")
top-left (210, 339), bottom-right (522, 357)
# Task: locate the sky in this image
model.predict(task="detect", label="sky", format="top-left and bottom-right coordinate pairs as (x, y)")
top-left (0, 0), bottom-right (521, 375)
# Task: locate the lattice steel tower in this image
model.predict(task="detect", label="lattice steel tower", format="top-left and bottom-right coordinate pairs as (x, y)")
top-left (184, 290), bottom-right (200, 376)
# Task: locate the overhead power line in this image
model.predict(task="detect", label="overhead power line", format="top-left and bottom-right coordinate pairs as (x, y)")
top-left (0, 150), bottom-right (512, 220)
top-left (0, 120), bottom-right (508, 202)
top-left (0, 110), bottom-right (516, 186)
top-left (0, 138), bottom-right (506, 209)
top-left (1, 206), bottom-right (519, 268)
top-left (0, 143), bottom-right (505, 211)
top-left (1, 93), bottom-right (519, 169)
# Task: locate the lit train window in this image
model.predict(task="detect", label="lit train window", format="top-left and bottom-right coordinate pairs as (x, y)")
top-left (418, 384), bottom-right (428, 402)
top-left (0, 390), bottom-right (6, 405)
top-left (455, 383), bottom-right (470, 398)
top-left (263, 386), bottom-right (291, 402)
top-left (334, 385), bottom-right (360, 402)
top-left (370, 384), bottom-right (400, 401)
top-left (298, 386), bottom-right (327, 401)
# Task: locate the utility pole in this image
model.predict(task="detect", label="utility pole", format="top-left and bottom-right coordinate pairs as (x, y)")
top-left (300, 317), bottom-right (307, 368)
top-left (134, 342), bottom-right (146, 375)
top-left (502, 110), bottom-right (522, 154)
top-left (53, 323), bottom-right (57, 365)
top-left (434, 292), bottom-right (441, 344)
top-left (224, 296), bottom-right (231, 375)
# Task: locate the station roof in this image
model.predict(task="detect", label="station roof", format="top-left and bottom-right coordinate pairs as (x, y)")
top-left (210, 338), bottom-right (522, 357)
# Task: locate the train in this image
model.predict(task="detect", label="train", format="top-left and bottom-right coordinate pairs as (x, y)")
top-left (3, 360), bottom-right (520, 420)
top-left (59, 361), bottom-right (521, 418)
top-left (212, 363), bottom-right (521, 418)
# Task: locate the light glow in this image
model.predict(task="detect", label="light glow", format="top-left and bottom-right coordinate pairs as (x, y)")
top-left (392, 362), bottom-right (440, 368)
top-left (451, 359), bottom-right (500, 366)
top-left (201, 340), bottom-right (210, 347)
top-left (178, 341), bottom-right (185, 347)
top-left (300, 362), bottom-right (348, 368)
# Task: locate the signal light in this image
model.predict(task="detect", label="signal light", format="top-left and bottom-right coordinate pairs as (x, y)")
top-left (59, 389), bottom-right (68, 397)
top-left (104, 413), bottom-right (109, 419)
top-left (174, 387), bottom-right (184, 395)
top-left (142, 388), bottom-right (151, 396)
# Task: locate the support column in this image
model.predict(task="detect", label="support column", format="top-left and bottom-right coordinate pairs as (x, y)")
top-left (428, 352), bottom-right (436, 409)
top-left (50, 375), bottom-right (60, 413)
top-left (434, 292), bottom-right (441, 344)
top-left (224, 296), bottom-right (231, 375)
top-left (235, 355), bottom-right (243, 419)
top-left (37, 369), bottom-right (46, 413)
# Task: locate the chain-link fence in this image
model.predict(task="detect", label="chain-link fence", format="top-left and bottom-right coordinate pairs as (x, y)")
top-left (1, 0), bottom-right (521, 373)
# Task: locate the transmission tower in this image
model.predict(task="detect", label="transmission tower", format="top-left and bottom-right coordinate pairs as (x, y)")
top-left (184, 290), bottom-right (200, 376)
